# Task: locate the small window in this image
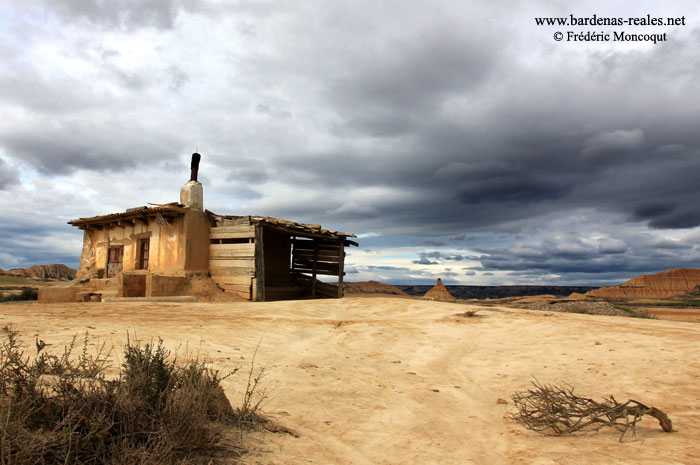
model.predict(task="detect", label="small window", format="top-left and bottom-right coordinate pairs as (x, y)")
top-left (138, 238), bottom-right (150, 270)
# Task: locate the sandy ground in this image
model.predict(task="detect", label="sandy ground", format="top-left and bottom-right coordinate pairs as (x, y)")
top-left (1, 297), bottom-right (699, 465)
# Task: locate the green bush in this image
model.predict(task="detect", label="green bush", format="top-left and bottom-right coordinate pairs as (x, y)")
top-left (0, 326), bottom-right (262, 465)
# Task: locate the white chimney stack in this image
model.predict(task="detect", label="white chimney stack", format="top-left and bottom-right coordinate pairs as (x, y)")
top-left (180, 153), bottom-right (203, 210)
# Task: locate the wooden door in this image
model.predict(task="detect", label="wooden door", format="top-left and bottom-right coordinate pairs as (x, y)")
top-left (107, 245), bottom-right (124, 277)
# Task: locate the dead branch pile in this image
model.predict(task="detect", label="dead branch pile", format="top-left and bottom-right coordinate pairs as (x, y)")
top-left (511, 381), bottom-right (673, 441)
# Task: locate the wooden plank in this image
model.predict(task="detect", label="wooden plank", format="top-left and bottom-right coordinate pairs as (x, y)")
top-left (255, 224), bottom-right (265, 302)
top-left (218, 283), bottom-right (251, 292)
top-left (292, 260), bottom-right (340, 274)
top-left (209, 266), bottom-right (255, 276)
top-left (210, 225), bottom-right (254, 234)
top-left (311, 240), bottom-right (318, 298)
top-left (337, 242), bottom-right (344, 298)
top-left (210, 243), bottom-right (255, 251)
top-left (209, 243), bottom-right (255, 258)
top-left (293, 254), bottom-right (340, 263)
top-left (292, 238), bottom-right (343, 249)
top-left (209, 259), bottom-right (256, 268)
top-left (209, 231), bottom-right (255, 240)
top-left (292, 250), bottom-right (341, 260)
top-left (292, 269), bottom-right (341, 276)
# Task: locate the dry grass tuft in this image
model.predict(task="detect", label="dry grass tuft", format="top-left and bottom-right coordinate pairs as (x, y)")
top-left (0, 325), bottom-right (269, 464)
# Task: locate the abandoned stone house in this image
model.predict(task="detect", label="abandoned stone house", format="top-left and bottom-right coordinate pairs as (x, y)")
top-left (38, 154), bottom-right (357, 303)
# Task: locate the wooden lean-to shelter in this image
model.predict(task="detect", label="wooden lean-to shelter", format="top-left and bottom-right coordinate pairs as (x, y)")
top-left (208, 215), bottom-right (357, 301)
top-left (39, 153), bottom-right (357, 303)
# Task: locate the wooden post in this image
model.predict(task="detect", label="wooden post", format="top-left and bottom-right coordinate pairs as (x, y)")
top-left (337, 240), bottom-right (344, 298)
top-left (255, 225), bottom-right (265, 302)
top-left (311, 239), bottom-right (318, 298)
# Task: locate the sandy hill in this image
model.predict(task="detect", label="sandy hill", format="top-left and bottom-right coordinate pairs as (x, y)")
top-left (421, 278), bottom-right (457, 302)
top-left (1, 264), bottom-right (76, 281)
top-left (344, 281), bottom-right (408, 296)
top-left (586, 267), bottom-right (700, 299)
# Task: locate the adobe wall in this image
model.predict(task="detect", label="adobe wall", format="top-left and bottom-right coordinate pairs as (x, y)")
top-left (119, 272), bottom-right (147, 297)
top-left (183, 210), bottom-right (213, 272)
top-left (76, 216), bottom-right (187, 277)
top-left (37, 286), bottom-right (78, 303)
top-left (146, 274), bottom-right (188, 297)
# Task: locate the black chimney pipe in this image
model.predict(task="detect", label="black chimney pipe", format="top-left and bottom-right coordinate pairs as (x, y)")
top-left (190, 152), bottom-right (201, 182)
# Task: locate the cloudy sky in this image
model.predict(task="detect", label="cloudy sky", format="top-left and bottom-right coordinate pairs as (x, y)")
top-left (1, 0), bottom-right (699, 285)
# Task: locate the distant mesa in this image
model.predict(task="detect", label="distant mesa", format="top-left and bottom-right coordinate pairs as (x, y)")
top-left (585, 268), bottom-right (700, 299)
top-left (0, 264), bottom-right (76, 281)
top-left (344, 281), bottom-right (408, 296)
top-left (512, 294), bottom-right (559, 303)
top-left (421, 278), bottom-right (457, 302)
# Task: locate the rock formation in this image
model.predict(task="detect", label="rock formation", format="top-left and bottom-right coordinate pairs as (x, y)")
top-left (1, 264), bottom-right (77, 281)
top-left (586, 268), bottom-right (700, 299)
top-left (421, 278), bottom-right (457, 302)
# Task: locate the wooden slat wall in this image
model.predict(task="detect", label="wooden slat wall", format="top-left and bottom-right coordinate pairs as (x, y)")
top-left (291, 238), bottom-right (344, 277)
top-left (209, 225), bottom-right (256, 300)
top-left (209, 243), bottom-right (256, 258)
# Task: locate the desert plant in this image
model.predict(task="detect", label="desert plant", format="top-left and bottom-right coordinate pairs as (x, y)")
top-left (0, 288), bottom-right (37, 302)
top-left (511, 380), bottom-right (673, 441)
top-left (233, 344), bottom-right (268, 429)
top-left (454, 310), bottom-right (478, 318)
top-left (0, 326), bottom-right (267, 464)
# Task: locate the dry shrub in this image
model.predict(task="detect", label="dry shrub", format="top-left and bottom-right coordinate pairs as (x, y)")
top-left (455, 310), bottom-right (479, 318)
top-left (511, 380), bottom-right (673, 441)
top-left (0, 326), bottom-right (266, 464)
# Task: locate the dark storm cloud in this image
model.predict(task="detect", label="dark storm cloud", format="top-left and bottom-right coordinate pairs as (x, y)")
top-left (477, 232), bottom-right (700, 283)
top-left (422, 239), bottom-right (448, 247)
top-left (252, 24), bottom-right (700, 238)
top-left (330, 28), bottom-right (497, 137)
top-left (455, 176), bottom-right (570, 205)
top-left (1, 123), bottom-right (183, 175)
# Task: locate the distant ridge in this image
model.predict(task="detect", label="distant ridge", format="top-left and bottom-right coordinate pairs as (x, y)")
top-left (0, 264), bottom-right (76, 281)
top-left (344, 281), bottom-right (408, 296)
top-left (586, 268), bottom-right (700, 299)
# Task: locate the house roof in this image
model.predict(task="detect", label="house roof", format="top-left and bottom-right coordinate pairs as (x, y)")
top-left (209, 213), bottom-right (358, 244)
top-left (69, 206), bottom-right (357, 244)
top-left (68, 203), bottom-right (186, 227)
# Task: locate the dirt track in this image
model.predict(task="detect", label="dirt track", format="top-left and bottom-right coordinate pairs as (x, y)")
top-left (1, 297), bottom-right (699, 464)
